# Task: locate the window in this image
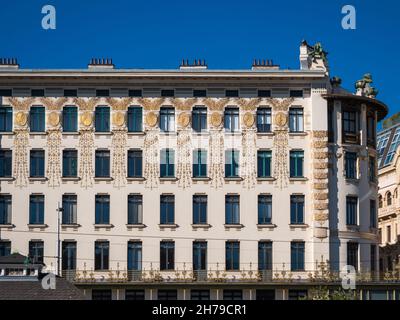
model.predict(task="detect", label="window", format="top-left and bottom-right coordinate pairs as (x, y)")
top-left (62, 194), bottom-right (77, 225)
top-left (30, 150), bottom-right (45, 177)
top-left (257, 150), bottom-right (271, 177)
top-left (223, 290), bottom-right (242, 300)
top-left (29, 194), bottom-right (44, 224)
top-left (193, 241), bottom-right (207, 271)
top-left (225, 149), bottom-right (239, 178)
top-left (0, 150), bottom-right (12, 177)
top-left (256, 290), bottom-right (275, 300)
top-left (62, 241), bottom-right (76, 270)
top-left (193, 149), bottom-right (207, 177)
top-left (159, 107), bottom-right (175, 132)
top-left (95, 195), bottom-right (110, 225)
top-left (225, 241), bottom-right (240, 271)
top-left (160, 195), bottom-right (174, 224)
top-left (225, 195), bottom-right (240, 225)
top-left (258, 241), bottom-right (272, 270)
top-left (343, 111), bottom-right (357, 134)
top-left (29, 240), bottom-right (44, 264)
top-left (0, 106), bottom-right (12, 132)
top-left (95, 150), bottom-right (110, 177)
top-left (191, 290), bottom-right (210, 300)
top-left (0, 241), bottom-right (11, 257)
top-left (31, 89), bottom-right (44, 97)
top-left (346, 196), bottom-right (358, 225)
top-left (0, 89), bottom-right (12, 96)
top-left (128, 194), bottom-right (143, 224)
top-left (62, 106), bottom-right (78, 132)
top-left (289, 290), bottom-right (308, 300)
top-left (0, 195), bottom-right (11, 225)
top-left (158, 290), bottom-right (177, 300)
top-left (225, 90), bottom-right (239, 97)
top-left (224, 107), bottom-right (239, 132)
top-left (290, 195), bottom-right (304, 224)
top-left (387, 192), bottom-right (392, 206)
top-left (62, 149), bottom-right (78, 177)
top-left (127, 106), bottom-right (142, 132)
top-left (290, 90), bottom-right (303, 98)
top-left (94, 241), bottom-right (109, 270)
top-left (290, 150), bottom-right (304, 178)
top-left (96, 89), bottom-right (109, 97)
top-left (347, 242), bottom-right (359, 271)
top-left (160, 241), bottom-right (175, 270)
top-left (370, 200), bottom-right (376, 228)
top-left (387, 225), bottom-right (391, 243)
top-left (289, 108), bottom-right (304, 132)
top-left (378, 195), bottom-right (383, 208)
top-left (193, 90), bottom-right (207, 97)
top-left (193, 195), bottom-right (207, 224)
top-left (127, 241), bottom-right (142, 271)
top-left (125, 290), bottom-right (145, 300)
top-left (370, 245), bottom-right (376, 272)
top-left (192, 106), bottom-right (207, 132)
top-left (291, 241), bottom-right (305, 271)
top-left (95, 106), bottom-right (110, 132)
top-left (127, 150), bottom-right (142, 178)
top-left (161, 89), bottom-right (174, 97)
top-left (345, 152), bottom-right (357, 179)
top-left (256, 107), bottom-right (271, 132)
top-left (367, 114), bottom-right (376, 143)
top-left (257, 90), bottom-right (271, 97)
top-left (92, 289), bottom-right (112, 301)
top-left (29, 106), bottom-right (45, 132)
top-left (258, 194), bottom-right (272, 224)
top-left (128, 89), bottom-right (142, 97)
top-left (64, 89), bottom-right (77, 97)
top-left (160, 148), bottom-right (175, 177)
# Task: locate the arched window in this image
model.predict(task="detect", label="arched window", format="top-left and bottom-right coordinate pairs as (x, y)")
top-left (394, 188), bottom-right (398, 199)
top-left (378, 195), bottom-right (383, 208)
top-left (387, 192), bottom-right (392, 206)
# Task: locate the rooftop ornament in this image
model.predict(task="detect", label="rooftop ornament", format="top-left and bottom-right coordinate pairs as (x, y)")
top-left (309, 42), bottom-right (328, 64)
top-left (355, 73), bottom-right (378, 98)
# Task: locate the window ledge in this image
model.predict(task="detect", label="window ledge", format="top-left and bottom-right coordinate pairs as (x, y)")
top-left (0, 177), bottom-right (15, 181)
top-left (94, 132), bottom-right (112, 135)
top-left (289, 177), bottom-right (308, 182)
top-left (224, 132), bottom-right (241, 136)
top-left (257, 177), bottom-right (275, 182)
top-left (127, 132), bottom-right (145, 136)
top-left (27, 224), bottom-right (48, 229)
top-left (159, 177), bottom-right (178, 181)
top-left (0, 132), bottom-right (14, 135)
top-left (224, 177), bottom-right (243, 182)
top-left (191, 224), bottom-right (212, 229)
top-left (0, 224), bottom-right (15, 229)
top-left (192, 132), bottom-right (210, 136)
top-left (289, 132), bottom-right (307, 136)
top-left (62, 177), bottom-right (80, 181)
top-left (94, 224), bottom-right (114, 229)
top-left (61, 223), bottom-right (81, 228)
top-left (62, 132), bottom-right (79, 135)
top-left (29, 177), bottom-right (47, 181)
top-left (94, 177), bottom-right (113, 181)
top-left (126, 223), bottom-right (146, 229)
top-left (257, 132), bottom-right (274, 136)
top-left (29, 132), bottom-right (47, 135)
top-left (289, 224), bottom-right (309, 229)
top-left (192, 177), bottom-right (211, 181)
top-left (159, 132), bottom-right (177, 136)
top-left (257, 223), bottom-right (277, 229)
top-left (127, 177), bottom-right (145, 181)
top-left (159, 224), bottom-right (179, 229)
top-left (224, 224), bottom-right (244, 229)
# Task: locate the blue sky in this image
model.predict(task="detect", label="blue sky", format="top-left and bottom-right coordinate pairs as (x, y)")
top-left (0, 0), bottom-right (399, 123)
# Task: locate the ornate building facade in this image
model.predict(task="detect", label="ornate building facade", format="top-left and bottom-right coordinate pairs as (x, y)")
top-left (0, 41), bottom-right (390, 300)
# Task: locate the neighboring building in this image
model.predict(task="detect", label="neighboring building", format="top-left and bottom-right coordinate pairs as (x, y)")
top-left (377, 114), bottom-right (400, 272)
top-left (0, 41), bottom-right (391, 300)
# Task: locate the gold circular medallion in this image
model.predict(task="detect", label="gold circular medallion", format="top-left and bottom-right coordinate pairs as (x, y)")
top-left (145, 112), bottom-right (158, 127)
top-left (243, 112), bottom-right (255, 128)
top-left (48, 112), bottom-right (60, 127)
top-left (210, 112), bottom-right (223, 127)
top-left (275, 112), bottom-right (287, 127)
top-left (178, 112), bottom-right (190, 128)
top-left (80, 111), bottom-right (93, 127)
top-left (15, 112), bottom-right (27, 126)
top-left (112, 112), bottom-right (125, 127)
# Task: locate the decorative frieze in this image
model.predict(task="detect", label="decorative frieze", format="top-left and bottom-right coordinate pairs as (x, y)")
top-left (79, 129), bottom-right (95, 188)
top-left (74, 98), bottom-right (99, 111)
top-left (39, 97), bottom-right (67, 111)
top-left (106, 97), bottom-right (133, 111)
top-left (13, 128), bottom-right (29, 187)
top-left (176, 128), bottom-right (192, 189)
top-left (46, 129), bottom-right (62, 188)
top-left (111, 129), bottom-right (127, 188)
top-left (143, 129), bottom-right (159, 189)
top-left (138, 98), bottom-right (165, 111)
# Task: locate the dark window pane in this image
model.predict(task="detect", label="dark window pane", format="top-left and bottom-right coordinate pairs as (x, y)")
top-left (128, 150), bottom-right (142, 177)
top-left (160, 195), bottom-right (174, 224)
top-left (127, 106), bottom-right (142, 132)
top-left (30, 106), bottom-right (45, 132)
top-left (95, 195), bottom-right (110, 224)
top-left (62, 106), bottom-right (78, 132)
top-left (0, 150), bottom-right (12, 177)
top-left (128, 195), bottom-right (143, 224)
top-left (160, 241), bottom-right (175, 270)
top-left (95, 150), bottom-right (110, 177)
top-left (62, 194), bottom-right (77, 224)
top-left (0, 107), bottom-right (13, 132)
top-left (62, 149), bottom-right (78, 177)
top-left (225, 195), bottom-right (240, 224)
top-left (29, 195), bottom-right (44, 224)
top-left (95, 106), bottom-right (110, 132)
top-left (94, 241), bottom-right (109, 270)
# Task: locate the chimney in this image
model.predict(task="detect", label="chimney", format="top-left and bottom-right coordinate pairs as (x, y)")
top-left (88, 58), bottom-right (115, 69)
top-left (251, 59), bottom-right (279, 70)
top-left (179, 59), bottom-right (207, 70)
top-left (0, 58), bottom-right (19, 69)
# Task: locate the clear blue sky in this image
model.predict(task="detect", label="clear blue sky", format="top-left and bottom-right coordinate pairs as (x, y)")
top-left (0, 0), bottom-right (399, 123)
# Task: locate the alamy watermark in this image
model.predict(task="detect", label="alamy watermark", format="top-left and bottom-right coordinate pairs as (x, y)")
top-left (342, 5), bottom-right (356, 30)
top-left (41, 5), bottom-right (56, 30)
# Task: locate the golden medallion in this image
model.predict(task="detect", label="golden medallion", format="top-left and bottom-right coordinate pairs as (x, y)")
top-left (145, 112), bottom-right (158, 127)
top-left (112, 112), bottom-right (125, 127)
top-left (15, 112), bottom-right (27, 126)
top-left (275, 112), bottom-right (287, 127)
top-left (243, 112), bottom-right (255, 128)
top-left (178, 112), bottom-right (190, 128)
top-left (48, 112), bottom-right (60, 127)
top-left (80, 111), bottom-right (93, 127)
top-left (210, 112), bottom-right (222, 127)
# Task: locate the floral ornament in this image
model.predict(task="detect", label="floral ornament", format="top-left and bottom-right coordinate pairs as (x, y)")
top-left (39, 97), bottom-right (68, 111)
top-left (202, 98), bottom-right (230, 111)
top-left (138, 98), bottom-right (165, 111)
top-left (241, 127), bottom-right (257, 189)
top-left (46, 129), bottom-right (62, 187)
top-left (309, 42), bottom-right (328, 63)
top-left (74, 97), bottom-right (99, 111)
top-left (79, 129), bottom-right (95, 188)
top-left (13, 128), bottom-right (29, 187)
top-left (7, 97), bottom-right (35, 111)
top-left (143, 129), bottom-right (159, 189)
top-left (111, 129), bottom-right (127, 188)
top-left (237, 98), bottom-right (261, 111)
top-left (106, 97), bottom-right (133, 111)
top-left (172, 98), bottom-right (198, 111)
top-left (209, 128), bottom-right (224, 189)
top-left (176, 128), bottom-right (192, 189)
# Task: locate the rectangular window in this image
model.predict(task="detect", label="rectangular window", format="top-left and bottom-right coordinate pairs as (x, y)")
top-left (62, 194), bottom-right (77, 225)
top-left (29, 240), bottom-right (44, 264)
top-left (289, 290), bottom-right (308, 300)
top-left (158, 290), bottom-right (177, 300)
top-left (0, 195), bottom-right (11, 225)
top-left (0, 241), bottom-right (11, 257)
top-left (290, 150), bottom-right (304, 177)
top-left (96, 89), bottom-right (109, 97)
top-left (62, 106), bottom-right (78, 132)
top-left (343, 111), bottom-right (357, 134)
top-left (30, 149), bottom-right (45, 178)
top-left (128, 89), bottom-right (142, 97)
top-left (369, 157), bottom-right (376, 182)
top-left (160, 195), bottom-right (174, 224)
top-left (258, 194), bottom-right (272, 224)
top-left (257, 90), bottom-right (271, 97)
top-left (289, 108), bottom-right (304, 132)
top-left (29, 194), bottom-right (44, 224)
top-left (346, 196), bottom-right (358, 225)
top-left (257, 150), bottom-right (271, 177)
top-left (128, 194), bottom-right (143, 224)
top-left (160, 241), bottom-right (175, 270)
top-left (95, 106), bottom-right (110, 132)
top-left (223, 290), bottom-right (242, 300)
top-left (62, 241), bottom-right (76, 270)
top-left (367, 115), bottom-right (376, 143)
top-left (193, 241), bottom-right (207, 271)
top-left (193, 195), bottom-right (207, 224)
top-left (193, 149), bottom-right (207, 177)
top-left (159, 107), bottom-right (175, 132)
top-left (95, 194), bottom-right (110, 225)
top-left (370, 244), bottom-right (376, 272)
top-left (193, 90), bottom-right (207, 97)
top-left (127, 241), bottom-right (142, 271)
top-left (125, 290), bottom-right (145, 300)
top-left (370, 200), bottom-right (376, 228)
top-left (64, 89), bottom-right (77, 97)
top-left (347, 242), bottom-right (359, 271)
top-left (160, 148), bottom-right (175, 177)
top-left (94, 241), bottom-right (109, 270)
top-left (29, 106), bottom-right (45, 132)
top-left (225, 149), bottom-right (239, 178)
top-left (161, 89), bottom-right (174, 97)
top-left (345, 152), bottom-right (357, 179)
top-left (0, 150), bottom-right (12, 177)
top-left (225, 195), bottom-right (240, 224)
top-left (225, 90), bottom-right (239, 97)
top-left (291, 241), bottom-right (305, 271)
top-left (127, 150), bottom-right (142, 177)
top-left (290, 195), bottom-right (304, 224)
top-left (62, 149), bottom-right (78, 177)
top-left (290, 90), bottom-right (303, 98)
top-left (256, 107), bottom-right (271, 133)
top-left (95, 150), bottom-right (110, 177)
top-left (127, 106), bottom-right (142, 132)
top-left (256, 290), bottom-right (275, 300)
top-left (92, 289), bottom-right (112, 301)
top-left (191, 290), bottom-right (210, 300)
top-left (224, 107), bottom-right (239, 132)
top-left (31, 89), bottom-right (44, 97)
top-left (225, 241), bottom-right (240, 271)
top-left (387, 225), bottom-right (391, 243)
top-left (192, 106), bottom-right (207, 132)
top-left (258, 241), bottom-right (272, 270)
top-left (0, 106), bottom-right (12, 132)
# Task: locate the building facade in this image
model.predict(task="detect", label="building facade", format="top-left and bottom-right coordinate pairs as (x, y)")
top-left (0, 41), bottom-right (389, 300)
